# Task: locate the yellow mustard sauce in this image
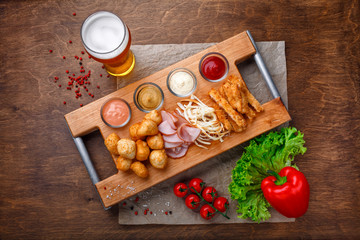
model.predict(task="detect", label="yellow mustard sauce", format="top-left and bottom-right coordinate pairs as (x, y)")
top-left (137, 86), bottom-right (162, 111)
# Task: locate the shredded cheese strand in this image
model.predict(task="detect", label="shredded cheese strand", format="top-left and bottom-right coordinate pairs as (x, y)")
top-left (176, 95), bottom-right (229, 149)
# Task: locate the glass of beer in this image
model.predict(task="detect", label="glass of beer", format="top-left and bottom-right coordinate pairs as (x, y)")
top-left (81, 11), bottom-right (135, 76)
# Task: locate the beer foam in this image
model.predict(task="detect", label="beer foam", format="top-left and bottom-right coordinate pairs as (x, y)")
top-left (81, 11), bottom-right (129, 59)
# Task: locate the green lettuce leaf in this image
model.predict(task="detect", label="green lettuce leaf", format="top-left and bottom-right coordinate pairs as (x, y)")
top-left (228, 127), bottom-right (307, 222)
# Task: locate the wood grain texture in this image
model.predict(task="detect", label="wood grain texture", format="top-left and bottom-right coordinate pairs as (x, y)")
top-left (65, 32), bottom-right (290, 208)
top-left (95, 98), bottom-right (290, 208)
top-left (0, 0), bottom-right (359, 239)
top-left (65, 31), bottom-right (256, 138)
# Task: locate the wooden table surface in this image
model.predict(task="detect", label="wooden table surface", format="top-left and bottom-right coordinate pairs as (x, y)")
top-left (1, 0), bottom-right (359, 239)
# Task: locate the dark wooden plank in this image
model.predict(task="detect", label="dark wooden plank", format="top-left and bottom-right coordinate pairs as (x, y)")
top-left (0, 0), bottom-right (359, 239)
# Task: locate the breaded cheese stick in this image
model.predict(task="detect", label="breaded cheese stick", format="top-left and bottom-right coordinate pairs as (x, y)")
top-left (222, 81), bottom-right (242, 113)
top-left (209, 88), bottom-right (247, 129)
top-left (236, 75), bottom-right (264, 113)
top-left (212, 103), bottom-right (233, 131)
top-left (228, 117), bottom-right (245, 132)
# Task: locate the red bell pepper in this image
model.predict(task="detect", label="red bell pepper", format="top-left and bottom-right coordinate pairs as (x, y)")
top-left (261, 166), bottom-right (310, 218)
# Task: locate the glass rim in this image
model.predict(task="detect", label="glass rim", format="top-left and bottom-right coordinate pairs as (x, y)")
top-left (166, 68), bottom-right (197, 97)
top-left (133, 82), bottom-right (164, 113)
top-left (100, 97), bottom-right (131, 128)
top-left (199, 52), bottom-right (229, 82)
top-left (80, 11), bottom-right (127, 55)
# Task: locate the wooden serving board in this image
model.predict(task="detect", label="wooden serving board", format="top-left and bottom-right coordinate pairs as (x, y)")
top-left (65, 31), bottom-right (291, 208)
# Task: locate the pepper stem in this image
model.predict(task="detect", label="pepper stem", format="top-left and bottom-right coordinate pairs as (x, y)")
top-left (267, 170), bottom-right (287, 185)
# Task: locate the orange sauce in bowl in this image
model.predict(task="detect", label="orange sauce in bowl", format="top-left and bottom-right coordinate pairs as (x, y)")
top-left (101, 99), bottom-right (130, 127)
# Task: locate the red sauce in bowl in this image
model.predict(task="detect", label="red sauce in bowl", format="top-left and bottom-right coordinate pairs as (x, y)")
top-left (201, 56), bottom-right (226, 81)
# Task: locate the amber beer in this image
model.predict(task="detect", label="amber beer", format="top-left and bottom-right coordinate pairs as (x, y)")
top-left (81, 11), bottom-right (135, 76)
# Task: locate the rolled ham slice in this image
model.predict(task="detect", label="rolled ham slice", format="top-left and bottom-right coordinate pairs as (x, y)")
top-left (162, 133), bottom-right (183, 143)
top-left (164, 141), bottom-right (183, 149)
top-left (158, 121), bottom-right (177, 136)
top-left (161, 110), bottom-right (176, 130)
top-left (169, 112), bottom-right (178, 124)
top-left (172, 112), bottom-right (189, 128)
top-left (165, 145), bottom-right (189, 159)
top-left (177, 123), bottom-right (201, 143)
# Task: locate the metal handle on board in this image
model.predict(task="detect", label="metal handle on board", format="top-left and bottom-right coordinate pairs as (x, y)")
top-left (66, 122), bottom-right (111, 210)
top-left (246, 30), bottom-right (283, 104)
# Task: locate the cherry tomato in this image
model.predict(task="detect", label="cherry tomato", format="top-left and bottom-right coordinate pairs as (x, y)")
top-left (200, 204), bottom-right (216, 220)
top-left (189, 178), bottom-right (204, 193)
top-left (173, 183), bottom-right (188, 198)
top-left (185, 194), bottom-right (201, 210)
top-left (201, 186), bottom-right (218, 202)
top-left (213, 197), bottom-right (229, 212)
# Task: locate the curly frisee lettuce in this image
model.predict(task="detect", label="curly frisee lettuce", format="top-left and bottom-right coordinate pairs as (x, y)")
top-left (228, 127), bottom-right (307, 222)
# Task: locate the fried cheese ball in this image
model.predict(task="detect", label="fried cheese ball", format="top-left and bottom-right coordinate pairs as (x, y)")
top-left (130, 161), bottom-right (149, 178)
top-left (146, 133), bottom-right (164, 150)
top-left (115, 156), bottom-right (133, 172)
top-left (104, 133), bottom-right (120, 155)
top-left (117, 138), bottom-right (136, 160)
top-left (135, 140), bottom-right (150, 161)
top-left (149, 149), bottom-right (168, 169)
top-left (144, 110), bottom-right (162, 125)
top-left (129, 122), bottom-right (145, 141)
top-left (137, 119), bottom-right (158, 137)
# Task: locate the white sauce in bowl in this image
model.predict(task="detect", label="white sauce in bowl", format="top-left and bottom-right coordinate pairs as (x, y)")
top-left (169, 71), bottom-right (194, 96)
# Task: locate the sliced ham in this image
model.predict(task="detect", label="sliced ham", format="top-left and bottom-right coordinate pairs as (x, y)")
top-left (160, 110), bottom-right (201, 159)
top-left (162, 133), bottom-right (184, 143)
top-left (169, 112), bottom-right (178, 124)
top-left (165, 145), bottom-right (189, 159)
top-left (174, 146), bottom-right (182, 152)
top-left (161, 110), bottom-right (176, 130)
top-left (177, 123), bottom-right (201, 143)
top-left (182, 141), bottom-right (192, 146)
top-left (158, 121), bottom-right (177, 135)
top-left (164, 141), bottom-right (183, 149)
top-left (172, 112), bottom-right (189, 128)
